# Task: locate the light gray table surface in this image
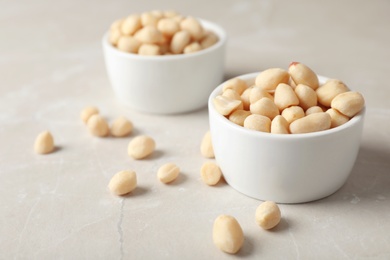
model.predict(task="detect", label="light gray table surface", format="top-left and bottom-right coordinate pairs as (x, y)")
top-left (1, 0), bottom-right (389, 259)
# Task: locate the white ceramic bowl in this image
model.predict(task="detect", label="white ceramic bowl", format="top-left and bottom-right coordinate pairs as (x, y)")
top-left (208, 73), bottom-right (365, 203)
top-left (102, 19), bottom-right (227, 114)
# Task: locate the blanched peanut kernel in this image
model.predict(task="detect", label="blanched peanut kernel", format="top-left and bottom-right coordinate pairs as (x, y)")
top-left (109, 29), bottom-right (122, 46)
top-left (249, 87), bottom-right (274, 104)
top-left (157, 163), bottom-right (180, 184)
top-left (121, 15), bottom-right (142, 36)
top-left (316, 79), bottom-right (349, 107)
top-left (244, 114), bottom-right (271, 133)
top-left (110, 116), bottom-right (133, 137)
top-left (138, 43), bottom-right (160, 56)
top-left (305, 106), bottom-right (323, 115)
top-left (87, 115), bottom-right (109, 137)
top-left (200, 131), bottom-right (214, 158)
top-left (34, 131), bottom-right (54, 154)
top-left (271, 115), bottom-right (290, 134)
top-left (255, 201), bottom-right (281, 230)
top-left (183, 42), bottom-right (202, 54)
top-left (222, 78), bottom-right (248, 95)
top-left (274, 83), bottom-right (299, 111)
top-left (288, 62), bottom-right (319, 90)
top-left (250, 98), bottom-right (279, 120)
top-left (294, 84), bottom-right (317, 110)
top-left (240, 87), bottom-right (252, 110)
top-left (331, 91), bottom-right (365, 117)
top-left (180, 16), bottom-right (204, 41)
top-left (170, 30), bottom-right (191, 54)
top-left (134, 25), bottom-right (163, 44)
top-left (281, 106), bottom-right (305, 124)
top-left (127, 135), bottom-right (155, 159)
top-left (200, 31), bottom-right (218, 49)
top-left (228, 109), bottom-right (251, 126)
top-left (108, 170), bottom-right (137, 196)
top-left (141, 12), bottom-right (160, 27)
top-left (326, 108), bottom-right (350, 128)
top-left (157, 18), bottom-right (180, 37)
top-left (289, 112), bottom-right (331, 134)
top-left (213, 215), bottom-right (244, 254)
top-left (255, 68), bottom-right (290, 92)
top-left (117, 36), bottom-right (141, 53)
top-left (222, 89), bottom-right (242, 101)
top-left (200, 161), bottom-right (222, 186)
top-left (110, 19), bottom-right (124, 31)
top-left (213, 95), bottom-right (242, 116)
top-left (80, 106), bottom-right (99, 124)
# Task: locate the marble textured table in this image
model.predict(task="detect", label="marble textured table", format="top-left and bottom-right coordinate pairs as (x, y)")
top-left (1, 0), bottom-right (389, 259)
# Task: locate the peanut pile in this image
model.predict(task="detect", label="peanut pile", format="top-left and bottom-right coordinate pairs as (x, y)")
top-left (213, 62), bottom-right (365, 134)
top-left (109, 10), bottom-right (219, 56)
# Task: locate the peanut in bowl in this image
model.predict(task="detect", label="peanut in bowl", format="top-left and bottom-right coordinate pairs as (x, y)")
top-left (208, 71), bottom-right (365, 203)
top-left (102, 13), bottom-right (227, 114)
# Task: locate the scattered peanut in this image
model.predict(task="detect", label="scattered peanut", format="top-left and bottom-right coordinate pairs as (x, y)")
top-left (110, 116), bottom-right (133, 137)
top-left (34, 131), bottom-right (54, 154)
top-left (127, 135), bottom-right (155, 159)
top-left (80, 106), bottom-right (99, 124)
top-left (87, 114), bottom-right (109, 137)
top-left (200, 161), bottom-right (222, 186)
top-left (213, 215), bottom-right (244, 254)
top-left (255, 201), bottom-right (281, 230)
top-left (108, 170), bottom-right (137, 195)
top-left (109, 11), bottom-right (218, 55)
top-left (157, 163), bottom-right (180, 184)
top-left (200, 131), bottom-right (214, 158)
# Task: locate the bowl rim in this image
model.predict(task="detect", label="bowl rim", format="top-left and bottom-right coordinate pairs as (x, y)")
top-left (208, 72), bottom-right (365, 140)
top-left (102, 18), bottom-right (227, 61)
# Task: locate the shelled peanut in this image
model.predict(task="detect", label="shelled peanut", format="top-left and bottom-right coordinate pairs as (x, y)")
top-left (108, 10), bottom-right (219, 56)
top-left (213, 62), bottom-right (365, 134)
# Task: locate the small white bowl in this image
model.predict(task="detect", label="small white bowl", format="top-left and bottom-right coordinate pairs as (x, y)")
top-left (208, 73), bottom-right (365, 203)
top-left (102, 19), bottom-right (227, 114)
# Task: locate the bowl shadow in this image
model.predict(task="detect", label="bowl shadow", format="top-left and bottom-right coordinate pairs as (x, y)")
top-left (312, 143), bottom-right (390, 205)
